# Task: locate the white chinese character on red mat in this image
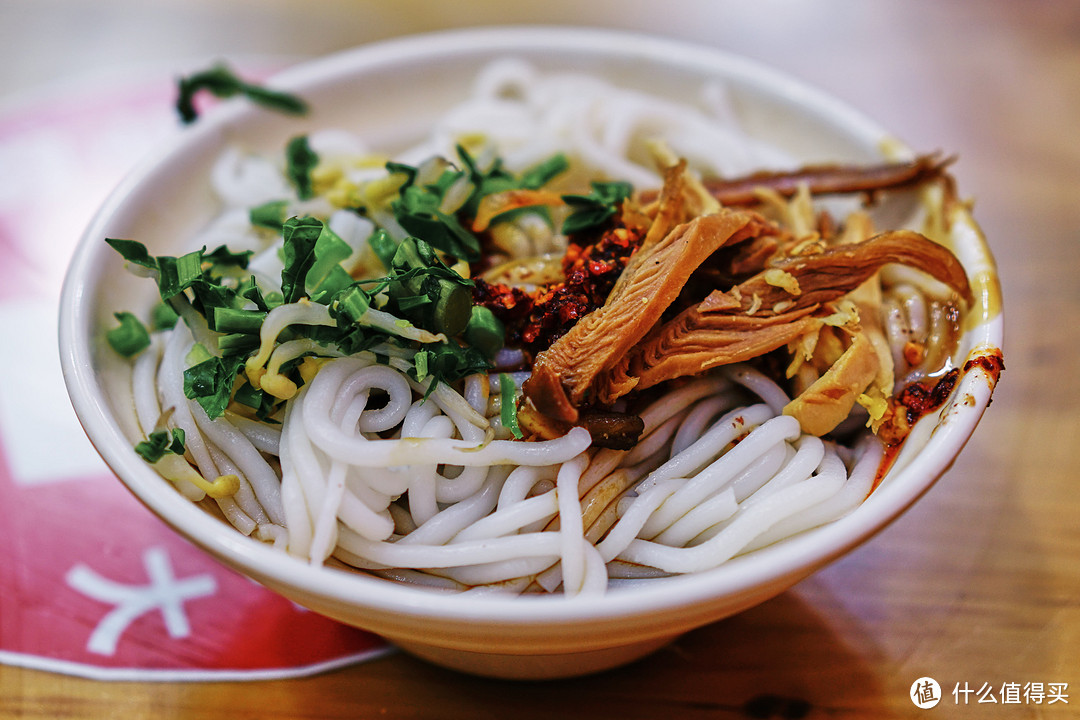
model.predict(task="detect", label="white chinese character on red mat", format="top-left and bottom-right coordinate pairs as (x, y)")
top-left (65, 545), bottom-right (216, 655)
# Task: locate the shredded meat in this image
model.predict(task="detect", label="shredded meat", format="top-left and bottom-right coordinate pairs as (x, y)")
top-left (612, 229), bottom-right (971, 398)
top-left (638, 153), bottom-right (953, 207)
top-left (522, 209), bottom-right (769, 422)
top-left (510, 152), bottom-right (973, 442)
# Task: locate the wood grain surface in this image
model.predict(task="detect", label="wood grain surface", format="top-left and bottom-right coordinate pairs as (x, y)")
top-left (2, 1), bottom-right (1078, 717)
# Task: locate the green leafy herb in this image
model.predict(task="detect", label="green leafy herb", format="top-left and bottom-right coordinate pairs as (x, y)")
top-left (278, 216), bottom-right (356, 304)
top-left (456, 145), bottom-right (568, 218)
top-left (411, 343), bottom-right (490, 397)
top-left (106, 311), bottom-right (151, 357)
top-left (175, 63), bottom-right (308, 125)
top-left (367, 228), bottom-right (398, 270)
top-left (236, 275), bottom-right (274, 312)
top-left (232, 380), bottom-right (281, 422)
top-left (249, 200), bottom-right (289, 231)
top-left (106, 236), bottom-right (241, 306)
top-left (151, 302), bottom-right (179, 331)
top-left (286, 135), bottom-right (319, 200)
top-left (561, 180), bottom-right (634, 236)
top-left (305, 224), bottom-right (354, 303)
top-left (183, 355), bottom-right (246, 419)
top-left (499, 373), bottom-right (524, 439)
top-left (203, 244), bottom-right (253, 270)
top-left (217, 332), bottom-right (260, 355)
top-left (386, 161), bottom-right (481, 261)
top-left (465, 305), bottom-right (504, 359)
top-left (279, 216), bottom-right (324, 303)
top-left (134, 428), bottom-right (186, 463)
top-left (330, 284), bottom-right (374, 325)
top-left (155, 250), bottom-right (206, 299)
top-left (518, 153), bottom-right (570, 190)
top-left (414, 349), bottom-right (430, 383)
top-left (104, 238), bottom-right (156, 270)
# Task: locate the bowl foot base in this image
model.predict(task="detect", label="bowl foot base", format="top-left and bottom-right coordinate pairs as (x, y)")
top-left (392, 634), bottom-right (678, 680)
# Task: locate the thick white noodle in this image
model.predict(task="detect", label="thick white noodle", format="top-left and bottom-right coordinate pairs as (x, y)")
top-left (616, 446), bottom-right (850, 573)
top-left (743, 436), bottom-right (882, 551)
top-left (223, 412), bottom-right (281, 455)
top-left (132, 336), bottom-right (164, 439)
top-left (556, 454), bottom-right (591, 596)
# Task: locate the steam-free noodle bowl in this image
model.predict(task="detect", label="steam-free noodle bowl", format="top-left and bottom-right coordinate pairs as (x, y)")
top-left (105, 58), bottom-right (979, 597)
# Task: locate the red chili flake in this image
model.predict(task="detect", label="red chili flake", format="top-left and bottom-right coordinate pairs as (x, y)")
top-left (472, 219), bottom-right (647, 357)
top-left (963, 350), bottom-right (1005, 383)
top-left (896, 367), bottom-right (960, 426)
top-left (589, 260), bottom-right (611, 275)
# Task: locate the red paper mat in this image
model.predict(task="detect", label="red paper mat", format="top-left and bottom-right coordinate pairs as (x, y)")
top-left (0, 65), bottom-right (391, 680)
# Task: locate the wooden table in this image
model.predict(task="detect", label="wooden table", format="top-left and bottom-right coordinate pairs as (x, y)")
top-left (2, 1), bottom-right (1077, 717)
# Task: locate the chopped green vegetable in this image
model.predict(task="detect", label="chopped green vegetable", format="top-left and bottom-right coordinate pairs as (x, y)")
top-left (410, 343), bottom-right (490, 398)
top-left (183, 355), bottom-right (246, 419)
top-left (203, 245), bottom-right (253, 269)
top-left (212, 306), bottom-right (266, 335)
top-left (107, 239), bottom-right (229, 305)
top-left (151, 302), bottom-right (179, 331)
top-left (217, 332), bottom-right (260, 355)
top-left (465, 305), bottom-right (504, 359)
top-left (236, 275), bottom-right (274, 312)
top-left (367, 228), bottom-right (398, 270)
top-left (135, 428), bottom-right (186, 463)
top-left (232, 380), bottom-right (280, 422)
top-left (250, 200), bottom-right (289, 231)
top-left (106, 311), bottom-right (151, 357)
top-left (388, 237), bottom-right (473, 337)
top-left (175, 63), bottom-right (308, 125)
top-left (278, 215), bottom-right (356, 304)
top-left (518, 153), bottom-right (570, 190)
top-left (387, 161), bottom-right (482, 261)
top-left (414, 349), bottom-right (430, 383)
top-left (104, 238), bottom-right (156, 271)
top-left (456, 145), bottom-right (568, 218)
top-left (305, 224), bottom-right (354, 303)
top-left (561, 180), bottom-right (633, 236)
top-left (286, 135), bottom-right (319, 200)
top-left (499, 373), bottom-right (524, 439)
top-left (279, 216), bottom-right (323, 304)
top-left (330, 284), bottom-right (373, 324)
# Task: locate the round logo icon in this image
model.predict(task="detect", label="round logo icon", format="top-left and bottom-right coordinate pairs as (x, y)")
top-left (911, 677), bottom-right (942, 709)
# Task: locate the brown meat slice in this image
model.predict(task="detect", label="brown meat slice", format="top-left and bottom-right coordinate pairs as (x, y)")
top-left (615, 229), bottom-right (971, 395)
top-left (522, 209), bottom-right (765, 423)
top-left (637, 154), bottom-right (953, 207)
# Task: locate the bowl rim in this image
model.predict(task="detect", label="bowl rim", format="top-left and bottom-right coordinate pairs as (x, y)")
top-left (59, 25), bottom-right (1002, 627)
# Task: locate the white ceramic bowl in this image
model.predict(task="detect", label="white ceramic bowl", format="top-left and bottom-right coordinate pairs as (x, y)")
top-left (59, 27), bottom-right (1003, 679)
